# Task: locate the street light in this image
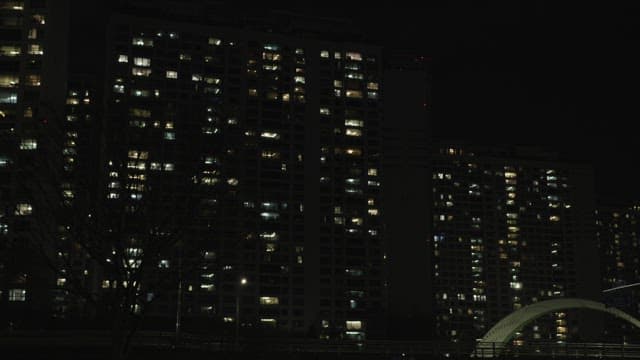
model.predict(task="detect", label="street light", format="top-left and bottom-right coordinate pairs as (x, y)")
top-left (235, 277), bottom-right (248, 350)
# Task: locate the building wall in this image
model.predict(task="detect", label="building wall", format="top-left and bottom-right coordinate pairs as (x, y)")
top-left (382, 55), bottom-right (432, 339)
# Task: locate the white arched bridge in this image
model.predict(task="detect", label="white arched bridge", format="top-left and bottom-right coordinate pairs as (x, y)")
top-left (475, 298), bottom-right (640, 357)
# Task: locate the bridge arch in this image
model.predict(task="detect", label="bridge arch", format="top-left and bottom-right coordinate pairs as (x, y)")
top-left (475, 298), bottom-right (640, 356)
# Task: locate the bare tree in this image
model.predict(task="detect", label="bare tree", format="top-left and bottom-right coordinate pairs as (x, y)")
top-left (20, 120), bottom-right (203, 360)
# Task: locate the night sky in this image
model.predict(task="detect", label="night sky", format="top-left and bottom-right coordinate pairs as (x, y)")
top-left (291, 1), bottom-right (640, 203)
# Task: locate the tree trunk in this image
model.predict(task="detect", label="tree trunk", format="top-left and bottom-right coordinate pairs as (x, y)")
top-left (111, 305), bottom-right (128, 360)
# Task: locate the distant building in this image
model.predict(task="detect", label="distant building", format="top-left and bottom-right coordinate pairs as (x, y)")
top-left (431, 143), bottom-right (599, 343)
top-left (597, 204), bottom-right (640, 342)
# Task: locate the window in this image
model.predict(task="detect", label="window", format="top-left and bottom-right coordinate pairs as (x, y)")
top-left (260, 296), bottom-right (279, 305)
top-left (260, 318), bottom-right (277, 326)
top-left (345, 129), bottom-right (361, 137)
top-left (345, 119), bottom-right (363, 127)
top-left (133, 57), bottom-right (151, 67)
top-left (0, 75), bottom-right (19, 87)
top-left (9, 289), bottom-right (26, 302)
top-left (208, 37), bottom-right (221, 46)
top-left (320, 50), bottom-right (329, 58)
top-left (19, 139), bottom-right (37, 150)
top-left (0, 91), bottom-right (17, 104)
top-left (0, 45), bottom-right (20, 56)
top-left (346, 52), bottom-right (362, 61)
top-left (166, 70), bottom-right (178, 79)
top-left (15, 203), bottom-right (32, 215)
top-left (346, 90), bottom-right (363, 98)
top-left (118, 54), bottom-right (128, 63)
top-left (132, 68), bottom-right (151, 77)
top-left (346, 320), bottom-right (362, 330)
top-left (132, 37), bottom-right (153, 47)
top-left (131, 89), bottom-right (150, 97)
top-left (28, 44), bottom-right (43, 55)
top-left (260, 132), bottom-right (280, 139)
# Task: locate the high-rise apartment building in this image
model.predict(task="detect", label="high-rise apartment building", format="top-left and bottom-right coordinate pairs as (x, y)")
top-left (0, 0), bottom-right (69, 324)
top-left (431, 144), bottom-right (598, 343)
top-left (597, 204), bottom-right (640, 342)
top-left (97, 8), bottom-right (387, 339)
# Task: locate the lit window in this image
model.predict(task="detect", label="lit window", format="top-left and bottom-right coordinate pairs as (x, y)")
top-left (0, 91), bottom-right (17, 104)
top-left (113, 84), bottom-right (124, 93)
top-left (259, 296), bottom-right (279, 305)
top-left (320, 50), bottom-right (329, 58)
top-left (260, 132), bottom-right (280, 139)
top-left (133, 57), bottom-right (151, 67)
top-left (28, 28), bottom-right (37, 39)
top-left (208, 37), bottom-right (222, 45)
top-left (345, 52), bottom-right (362, 61)
top-left (33, 14), bottom-right (45, 24)
top-left (131, 89), bottom-right (150, 97)
top-left (15, 203), bottom-right (32, 215)
top-left (346, 90), bottom-right (363, 98)
top-left (345, 148), bottom-right (362, 156)
top-left (132, 68), bottom-right (151, 77)
top-left (8, 289), bottom-right (26, 302)
top-left (345, 129), bottom-right (361, 137)
top-left (260, 318), bottom-right (277, 326)
top-left (320, 107), bottom-right (331, 115)
top-left (118, 54), bottom-right (128, 63)
top-left (166, 70), bottom-right (178, 79)
top-left (0, 45), bottom-right (21, 56)
top-left (260, 212), bottom-right (279, 220)
top-left (164, 132), bottom-right (175, 140)
top-left (19, 139), bottom-right (37, 150)
top-left (261, 150), bottom-right (279, 159)
top-left (0, 75), bottom-right (19, 87)
top-left (192, 74), bottom-right (202, 82)
top-left (132, 37), bottom-right (153, 47)
top-left (345, 119), bottom-right (363, 127)
top-left (346, 320), bottom-right (362, 330)
top-left (28, 44), bottom-right (43, 55)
